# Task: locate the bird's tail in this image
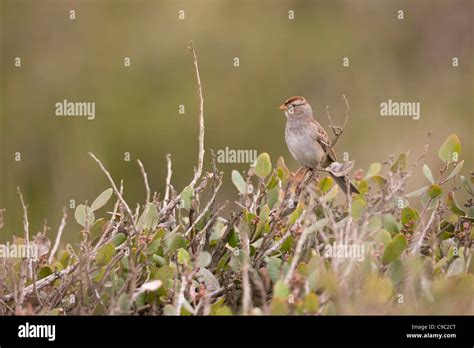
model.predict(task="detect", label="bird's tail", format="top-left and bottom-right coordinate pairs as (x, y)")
top-left (329, 173), bottom-right (360, 195)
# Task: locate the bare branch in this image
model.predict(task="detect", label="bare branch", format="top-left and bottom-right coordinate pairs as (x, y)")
top-left (184, 174), bottom-right (223, 237)
top-left (137, 159), bottom-right (151, 205)
top-left (323, 94), bottom-right (351, 161)
top-left (164, 153), bottom-right (173, 202)
top-left (383, 131), bottom-right (432, 204)
top-left (89, 152), bottom-right (138, 235)
top-left (188, 41), bottom-right (205, 188)
top-left (48, 208), bottom-right (68, 264)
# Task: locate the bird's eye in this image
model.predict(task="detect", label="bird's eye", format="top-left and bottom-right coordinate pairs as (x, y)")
top-left (288, 105), bottom-right (295, 114)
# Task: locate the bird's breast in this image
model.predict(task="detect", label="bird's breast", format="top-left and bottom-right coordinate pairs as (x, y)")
top-left (285, 123), bottom-right (325, 168)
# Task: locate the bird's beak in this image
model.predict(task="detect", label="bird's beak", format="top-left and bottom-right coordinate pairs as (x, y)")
top-left (279, 104), bottom-right (288, 110)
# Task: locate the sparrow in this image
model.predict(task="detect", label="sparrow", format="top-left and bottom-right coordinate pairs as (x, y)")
top-left (279, 96), bottom-right (360, 195)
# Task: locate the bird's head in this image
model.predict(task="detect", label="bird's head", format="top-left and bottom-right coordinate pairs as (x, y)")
top-left (279, 96), bottom-right (313, 119)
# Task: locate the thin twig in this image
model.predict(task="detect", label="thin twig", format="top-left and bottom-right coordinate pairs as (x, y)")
top-left (164, 154), bottom-right (173, 202)
top-left (383, 131), bottom-right (432, 204)
top-left (175, 275), bottom-right (187, 315)
top-left (323, 94), bottom-right (350, 161)
top-left (16, 187), bottom-right (31, 308)
top-left (185, 175), bottom-right (223, 237)
top-left (137, 159), bottom-right (151, 205)
top-left (89, 152), bottom-right (138, 235)
top-left (2, 265), bottom-right (78, 303)
top-left (188, 41), bottom-right (205, 188)
top-left (48, 208), bottom-right (67, 264)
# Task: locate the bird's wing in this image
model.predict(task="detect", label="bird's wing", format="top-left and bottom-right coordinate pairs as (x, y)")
top-left (309, 119), bottom-right (337, 162)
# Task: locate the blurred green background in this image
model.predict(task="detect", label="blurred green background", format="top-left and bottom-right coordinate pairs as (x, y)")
top-left (1, 0), bottom-right (472, 242)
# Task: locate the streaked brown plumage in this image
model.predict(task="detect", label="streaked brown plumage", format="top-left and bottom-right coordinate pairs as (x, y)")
top-left (279, 96), bottom-right (359, 195)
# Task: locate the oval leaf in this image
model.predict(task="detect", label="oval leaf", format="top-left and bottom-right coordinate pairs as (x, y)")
top-left (445, 160), bottom-right (464, 182)
top-left (428, 184), bottom-right (442, 198)
top-left (137, 203), bottom-right (159, 231)
top-left (364, 162), bottom-right (381, 179)
top-left (255, 153), bottom-right (272, 178)
top-left (381, 234), bottom-right (408, 265)
top-left (91, 188), bottom-right (113, 211)
top-left (422, 165), bottom-right (435, 184)
top-left (231, 170), bottom-right (247, 195)
top-left (74, 204), bottom-right (95, 227)
top-left (196, 251), bottom-right (212, 268)
top-left (96, 242), bottom-right (116, 266)
top-left (177, 248), bottom-right (190, 265)
top-left (438, 134), bottom-right (461, 163)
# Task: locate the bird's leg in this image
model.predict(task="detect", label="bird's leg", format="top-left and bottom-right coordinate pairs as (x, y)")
top-left (295, 167), bottom-right (315, 197)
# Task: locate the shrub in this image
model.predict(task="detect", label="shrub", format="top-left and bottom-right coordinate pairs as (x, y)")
top-left (0, 133), bottom-right (472, 315)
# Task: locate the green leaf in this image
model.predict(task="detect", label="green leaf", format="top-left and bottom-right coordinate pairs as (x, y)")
top-left (154, 265), bottom-right (175, 284)
top-left (371, 175), bottom-right (387, 188)
top-left (92, 266), bottom-right (106, 283)
top-left (145, 239), bottom-right (161, 255)
top-left (381, 234), bottom-right (408, 265)
top-left (255, 153), bottom-right (272, 178)
top-left (367, 216), bottom-right (382, 233)
top-left (364, 162), bottom-right (381, 179)
top-left (461, 176), bottom-right (473, 195)
top-left (231, 170), bottom-right (247, 195)
top-left (319, 177), bottom-right (334, 193)
top-left (382, 214), bottom-right (400, 234)
top-left (255, 205), bottom-right (270, 239)
top-left (112, 233), bottom-right (127, 247)
top-left (163, 304), bottom-right (176, 315)
top-left (401, 207), bottom-right (419, 225)
top-left (387, 259), bottom-right (405, 286)
top-left (167, 234), bottom-right (186, 256)
top-left (74, 204), bottom-right (95, 227)
top-left (214, 306), bottom-right (232, 315)
top-left (427, 184), bottom-right (442, 198)
top-left (391, 153), bottom-right (407, 173)
top-left (321, 185), bottom-right (338, 203)
top-left (180, 186), bottom-right (194, 211)
top-left (196, 251), bottom-right (212, 268)
top-left (357, 180), bottom-right (369, 194)
top-left (38, 266), bottom-right (53, 280)
top-left (351, 197), bottom-right (367, 220)
top-left (422, 164), bottom-right (435, 184)
top-left (177, 248), bottom-right (190, 265)
top-left (96, 243), bottom-right (116, 266)
top-left (445, 160), bottom-right (464, 182)
top-left (446, 192), bottom-right (465, 216)
top-left (280, 235), bottom-right (294, 253)
top-left (438, 134), bottom-right (461, 163)
top-left (273, 280), bottom-right (290, 299)
top-left (152, 254), bottom-right (166, 266)
top-left (197, 268), bottom-right (220, 291)
top-left (267, 187), bottom-right (279, 209)
top-left (304, 292), bottom-right (320, 314)
top-left (90, 218), bottom-right (106, 241)
top-left (276, 156), bottom-right (290, 182)
top-left (137, 203), bottom-right (159, 231)
top-left (405, 186), bottom-right (428, 198)
top-left (267, 257), bottom-right (282, 283)
top-left (446, 258), bottom-right (464, 277)
top-left (288, 203), bottom-right (304, 225)
top-left (270, 298), bottom-right (289, 315)
top-left (91, 188), bottom-right (113, 211)
top-left (375, 229), bottom-right (392, 246)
